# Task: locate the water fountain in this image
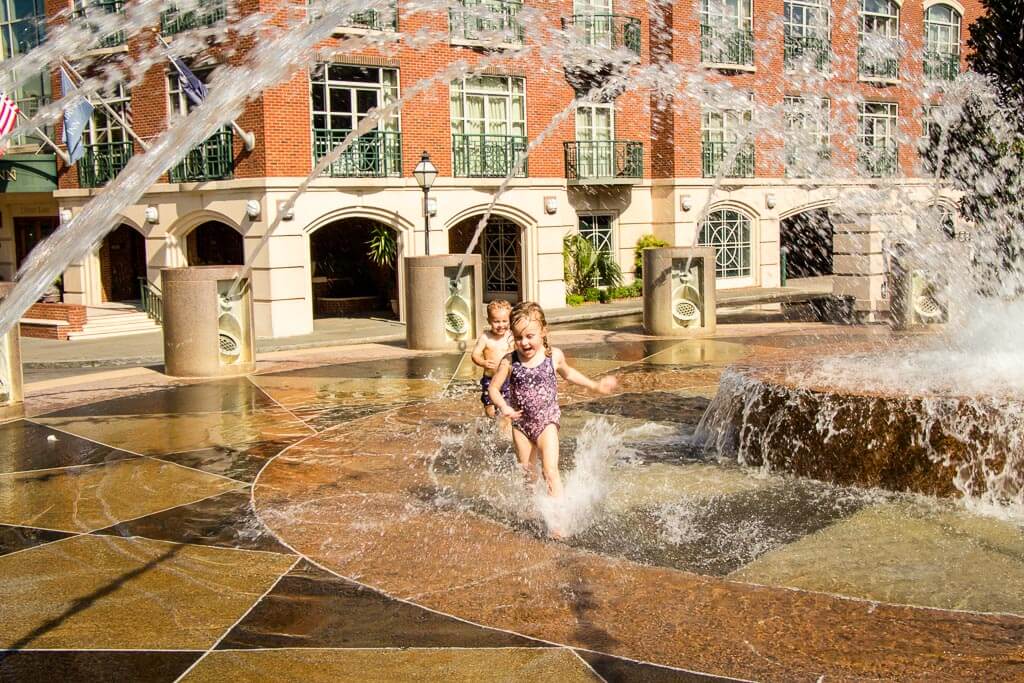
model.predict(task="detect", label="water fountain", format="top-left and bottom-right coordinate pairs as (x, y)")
top-left (0, 283), bottom-right (24, 422)
top-left (642, 246), bottom-right (717, 336)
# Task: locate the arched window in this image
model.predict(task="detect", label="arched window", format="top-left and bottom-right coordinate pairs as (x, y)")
top-left (699, 209), bottom-right (753, 279)
top-left (924, 4), bottom-right (961, 82)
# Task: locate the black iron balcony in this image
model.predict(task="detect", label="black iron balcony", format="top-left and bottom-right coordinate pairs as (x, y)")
top-left (564, 140), bottom-right (642, 184)
top-left (858, 46), bottom-right (899, 81)
top-left (783, 33), bottom-right (829, 72)
top-left (160, 0), bottom-right (228, 35)
top-left (339, 0), bottom-right (398, 31)
top-left (452, 133), bottom-right (527, 177)
top-left (562, 14), bottom-right (641, 56)
top-left (78, 140), bottom-right (134, 188)
top-left (74, 0), bottom-right (126, 48)
top-left (700, 24), bottom-right (753, 67)
top-left (924, 51), bottom-right (959, 82)
top-left (169, 128), bottom-right (233, 182)
top-left (784, 145), bottom-right (832, 178)
top-left (859, 145), bottom-right (899, 177)
top-left (702, 141), bottom-right (754, 178)
top-left (450, 0), bottom-right (523, 45)
top-left (314, 129), bottom-right (402, 178)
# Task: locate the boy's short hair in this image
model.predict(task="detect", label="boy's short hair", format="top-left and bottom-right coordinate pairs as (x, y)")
top-left (486, 299), bottom-right (512, 319)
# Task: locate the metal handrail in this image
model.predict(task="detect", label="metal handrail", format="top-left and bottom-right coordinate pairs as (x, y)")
top-left (858, 46), bottom-right (899, 80)
top-left (78, 140), bottom-right (134, 188)
top-left (563, 140), bottom-right (643, 181)
top-left (783, 33), bottom-right (829, 71)
top-left (450, 0), bottom-right (523, 44)
top-left (702, 140), bottom-right (755, 178)
top-left (138, 277), bottom-right (163, 324)
top-left (314, 129), bottom-right (402, 178)
top-left (562, 14), bottom-right (641, 55)
top-left (170, 128), bottom-right (234, 182)
top-left (160, 0), bottom-right (228, 35)
top-left (924, 50), bottom-right (959, 82)
top-left (700, 24), bottom-right (754, 66)
top-left (74, 0), bottom-right (126, 48)
top-left (858, 146), bottom-right (899, 178)
top-left (452, 133), bottom-right (528, 177)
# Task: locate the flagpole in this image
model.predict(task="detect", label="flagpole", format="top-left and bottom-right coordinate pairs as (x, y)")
top-left (59, 58), bottom-right (151, 152)
top-left (156, 35), bottom-right (256, 152)
top-left (16, 110), bottom-right (71, 165)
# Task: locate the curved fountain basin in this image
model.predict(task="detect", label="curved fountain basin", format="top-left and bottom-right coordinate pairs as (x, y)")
top-left (704, 361), bottom-right (1024, 502)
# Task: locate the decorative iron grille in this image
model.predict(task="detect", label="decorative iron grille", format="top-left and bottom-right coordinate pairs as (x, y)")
top-left (563, 140), bottom-right (642, 181)
top-left (78, 140), bottom-right (134, 188)
top-left (452, 134), bottom-right (527, 177)
top-left (701, 141), bottom-right (754, 178)
top-left (562, 14), bottom-right (641, 55)
top-left (170, 128), bottom-right (234, 182)
top-left (314, 129), bottom-right (402, 178)
top-left (700, 25), bottom-right (754, 66)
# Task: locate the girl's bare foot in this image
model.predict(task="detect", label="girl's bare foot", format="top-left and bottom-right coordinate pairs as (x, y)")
top-left (547, 526), bottom-right (565, 540)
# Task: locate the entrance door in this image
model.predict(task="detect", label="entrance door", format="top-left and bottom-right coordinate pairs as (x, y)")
top-left (100, 224), bottom-right (146, 301)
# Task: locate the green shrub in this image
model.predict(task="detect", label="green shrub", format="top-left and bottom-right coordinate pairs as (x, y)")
top-left (563, 234), bottom-right (623, 296)
top-left (634, 234), bottom-right (669, 279)
top-left (584, 287), bottom-right (601, 302)
top-left (566, 294), bottom-right (584, 306)
top-left (598, 288), bottom-right (611, 303)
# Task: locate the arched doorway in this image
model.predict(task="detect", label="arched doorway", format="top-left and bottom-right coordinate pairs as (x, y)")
top-left (780, 208), bottom-right (833, 279)
top-left (186, 221), bottom-right (244, 266)
top-left (698, 207), bottom-right (755, 287)
top-left (449, 216), bottom-right (523, 302)
top-left (309, 218), bottom-right (399, 318)
top-left (99, 223), bottom-right (146, 301)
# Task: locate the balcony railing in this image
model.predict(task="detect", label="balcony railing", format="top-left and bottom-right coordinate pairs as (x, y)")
top-left (74, 0), bottom-right (126, 48)
top-left (924, 51), bottom-right (959, 82)
top-left (452, 133), bottom-right (527, 177)
top-left (702, 140), bottom-right (755, 178)
top-left (169, 128), bottom-right (234, 182)
top-left (783, 33), bottom-right (829, 72)
top-left (314, 129), bottom-right (402, 178)
top-left (338, 0), bottom-right (398, 31)
top-left (700, 25), bottom-right (753, 66)
top-left (160, 0), bottom-right (228, 35)
top-left (564, 140), bottom-right (642, 183)
top-left (78, 140), bottom-right (134, 188)
top-left (450, 0), bottom-right (523, 45)
top-left (563, 14), bottom-right (641, 56)
top-left (858, 46), bottom-right (898, 81)
top-left (784, 146), bottom-right (832, 177)
top-left (859, 146), bottom-right (899, 177)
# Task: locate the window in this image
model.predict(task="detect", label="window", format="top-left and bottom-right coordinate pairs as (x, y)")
top-left (858, 101), bottom-right (898, 177)
top-left (482, 218), bottom-right (520, 294)
top-left (76, 82), bottom-right (133, 187)
top-left (859, 0), bottom-right (900, 80)
top-left (575, 103), bottom-right (614, 177)
top-left (699, 209), bottom-right (752, 279)
top-left (578, 214), bottom-right (613, 285)
top-left (701, 0), bottom-right (754, 66)
top-left (783, 0), bottom-right (830, 72)
top-left (784, 96), bottom-right (830, 177)
top-left (309, 0), bottom-right (397, 31)
top-left (73, 0), bottom-right (126, 48)
top-left (168, 66), bottom-right (234, 182)
top-left (924, 4), bottom-right (960, 81)
top-left (450, 75), bottom-right (526, 177)
top-left (450, 0), bottom-right (522, 45)
top-left (701, 93), bottom-right (754, 177)
top-left (310, 64), bottom-right (401, 177)
top-left (0, 0), bottom-right (50, 148)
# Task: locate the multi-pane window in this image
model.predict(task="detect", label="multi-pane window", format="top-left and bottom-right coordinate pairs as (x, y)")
top-left (859, 0), bottom-right (900, 80)
top-left (86, 83), bottom-right (130, 148)
top-left (701, 93), bottom-right (754, 177)
top-left (699, 209), bottom-right (752, 279)
top-left (450, 75), bottom-right (526, 177)
top-left (482, 218), bottom-right (520, 294)
top-left (168, 66), bottom-right (234, 181)
top-left (924, 4), bottom-right (960, 81)
top-left (784, 96), bottom-right (830, 177)
top-left (309, 0), bottom-right (397, 31)
top-left (0, 0), bottom-right (50, 148)
top-left (578, 214), bottom-right (613, 285)
top-left (450, 0), bottom-right (523, 45)
top-left (311, 64), bottom-right (401, 177)
top-left (783, 0), bottom-right (830, 72)
top-left (858, 101), bottom-right (898, 177)
top-left (575, 103), bottom-right (613, 177)
top-left (700, 0), bottom-right (754, 66)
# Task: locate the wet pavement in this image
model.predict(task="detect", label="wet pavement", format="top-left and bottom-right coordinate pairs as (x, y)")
top-left (1, 321), bottom-right (1022, 681)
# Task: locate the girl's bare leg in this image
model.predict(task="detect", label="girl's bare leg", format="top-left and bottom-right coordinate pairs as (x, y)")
top-left (535, 424), bottom-right (563, 498)
top-left (484, 404), bottom-right (496, 418)
top-left (511, 428), bottom-right (538, 485)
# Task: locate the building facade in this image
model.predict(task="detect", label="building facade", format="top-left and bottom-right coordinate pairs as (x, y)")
top-left (0, 0), bottom-right (981, 337)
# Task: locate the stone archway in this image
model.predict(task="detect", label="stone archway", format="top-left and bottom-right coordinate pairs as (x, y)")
top-left (186, 221), bottom-right (244, 266)
top-left (780, 208), bottom-right (834, 279)
top-left (99, 223), bottom-right (146, 302)
top-left (449, 216), bottom-right (523, 303)
top-left (309, 218), bottom-right (399, 318)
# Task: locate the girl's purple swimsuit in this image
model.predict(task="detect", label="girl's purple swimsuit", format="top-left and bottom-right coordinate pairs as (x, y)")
top-left (508, 351), bottom-right (560, 442)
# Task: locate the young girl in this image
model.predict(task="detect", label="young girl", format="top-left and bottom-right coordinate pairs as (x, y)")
top-left (487, 302), bottom-right (617, 533)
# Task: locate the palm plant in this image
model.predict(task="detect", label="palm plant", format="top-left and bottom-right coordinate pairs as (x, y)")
top-left (366, 224), bottom-right (398, 267)
top-left (563, 233), bottom-right (622, 297)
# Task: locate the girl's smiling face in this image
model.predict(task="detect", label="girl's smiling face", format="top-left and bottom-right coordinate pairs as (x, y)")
top-left (512, 317), bottom-right (545, 359)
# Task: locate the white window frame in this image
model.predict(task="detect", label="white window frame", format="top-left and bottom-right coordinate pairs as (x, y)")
top-left (577, 213), bottom-right (616, 286)
top-left (701, 0), bottom-right (753, 31)
top-left (699, 208), bottom-right (755, 285)
top-left (784, 95), bottom-right (831, 176)
top-left (449, 75), bottom-right (526, 138)
top-left (924, 4), bottom-right (960, 56)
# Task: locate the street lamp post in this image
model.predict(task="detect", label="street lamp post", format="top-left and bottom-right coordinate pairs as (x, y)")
top-left (412, 150), bottom-right (438, 255)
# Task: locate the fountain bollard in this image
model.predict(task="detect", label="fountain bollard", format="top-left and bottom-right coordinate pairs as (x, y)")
top-left (643, 247), bottom-right (718, 337)
top-left (0, 283), bottom-right (25, 422)
top-left (161, 267), bottom-right (256, 378)
top-left (887, 242), bottom-right (948, 330)
top-left (405, 255), bottom-right (484, 351)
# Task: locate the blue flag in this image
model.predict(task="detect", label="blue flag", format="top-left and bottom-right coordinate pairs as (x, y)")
top-left (60, 68), bottom-right (93, 165)
top-left (170, 57), bottom-right (208, 107)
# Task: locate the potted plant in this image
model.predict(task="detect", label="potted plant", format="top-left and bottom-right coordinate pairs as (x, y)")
top-left (366, 225), bottom-right (399, 315)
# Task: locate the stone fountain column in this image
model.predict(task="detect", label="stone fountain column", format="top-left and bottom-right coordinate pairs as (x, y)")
top-left (642, 247), bottom-right (717, 337)
top-left (161, 266), bottom-right (256, 378)
top-left (831, 211), bottom-right (889, 323)
top-left (405, 255), bottom-right (484, 351)
top-left (0, 283), bottom-right (24, 422)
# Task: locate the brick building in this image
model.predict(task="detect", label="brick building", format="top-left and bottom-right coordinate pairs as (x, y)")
top-left (0, 0), bottom-right (981, 337)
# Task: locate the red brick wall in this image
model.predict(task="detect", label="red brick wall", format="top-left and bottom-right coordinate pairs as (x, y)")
top-left (20, 303), bottom-right (87, 340)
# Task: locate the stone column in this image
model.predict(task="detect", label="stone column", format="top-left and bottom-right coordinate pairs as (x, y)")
top-left (831, 211), bottom-right (890, 323)
top-left (0, 283), bottom-right (24, 422)
top-left (405, 255), bottom-right (484, 351)
top-left (643, 247), bottom-right (717, 337)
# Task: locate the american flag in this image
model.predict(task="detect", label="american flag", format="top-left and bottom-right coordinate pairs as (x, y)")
top-left (0, 91), bottom-right (21, 155)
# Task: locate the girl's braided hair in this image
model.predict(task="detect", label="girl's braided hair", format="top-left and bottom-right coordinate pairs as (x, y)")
top-left (510, 301), bottom-right (551, 357)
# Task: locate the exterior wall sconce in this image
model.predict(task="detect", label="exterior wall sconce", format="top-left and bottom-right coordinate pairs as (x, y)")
top-left (245, 200), bottom-right (261, 219)
top-left (144, 206), bottom-right (159, 224)
top-left (276, 200), bottom-right (294, 221)
top-left (426, 197), bottom-right (438, 217)
top-left (544, 196), bottom-right (558, 214)
top-left (765, 193), bottom-right (777, 209)
top-left (59, 208), bottom-right (73, 224)
top-left (680, 195), bottom-right (693, 212)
